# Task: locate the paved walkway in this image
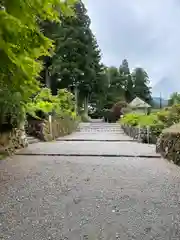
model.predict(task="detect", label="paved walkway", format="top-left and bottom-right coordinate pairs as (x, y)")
top-left (18, 123), bottom-right (159, 157)
top-left (1, 123), bottom-right (180, 239)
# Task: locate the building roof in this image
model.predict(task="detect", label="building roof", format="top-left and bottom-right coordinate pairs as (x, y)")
top-left (129, 97), bottom-right (151, 108)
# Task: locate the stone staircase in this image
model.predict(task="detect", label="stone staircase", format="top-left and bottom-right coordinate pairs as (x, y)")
top-left (26, 135), bottom-right (40, 144)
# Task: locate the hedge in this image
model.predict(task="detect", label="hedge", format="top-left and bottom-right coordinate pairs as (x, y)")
top-left (120, 105), bottom-right (180, 163)
top-left (120, 104), bottom-right (180, 138)
top-left (156, 123), bottom-right (180, 165)
top-left (120, 113), bottom-right (164, 138)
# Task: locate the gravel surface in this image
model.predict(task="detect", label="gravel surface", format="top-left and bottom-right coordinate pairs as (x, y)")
top-left (1, 122), bottom-right (180, 239)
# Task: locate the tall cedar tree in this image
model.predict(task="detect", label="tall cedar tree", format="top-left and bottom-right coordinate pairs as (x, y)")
top-left (102, 66), bottom-right (125, 109)
top-left (132, 68), bottom-right (152, 103)
top-left (44, 0), bottom-right (104, 104)
top-left (119, 59), bottom-right (134, 102)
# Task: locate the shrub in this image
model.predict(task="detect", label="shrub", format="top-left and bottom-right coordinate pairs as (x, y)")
top-left (102, 109), bottom-right (113, 122)
top-left (156, 123), bottom-right (180, 165)
top-left (149, 122), bottom-right (165, 137)
top-left (0, 89), bottom-right (25, 130)
top-left (26, 88), bottom-right (76, 120)
top-left (156, 104), bottom-right (180, 127)
top-left (120, 113), bottom-right (141, 126)
top-left (138, 114), bottom-right (158, 126)
top-left (121, 104), bottom-right (180, 145)
top-left (111, 101), bottom-right (127, 122)
top-left (120, 113), bottom-right (165, 137)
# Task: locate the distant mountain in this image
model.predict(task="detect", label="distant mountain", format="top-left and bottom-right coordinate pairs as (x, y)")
top-left (151, 77), bottom-right (180, 99)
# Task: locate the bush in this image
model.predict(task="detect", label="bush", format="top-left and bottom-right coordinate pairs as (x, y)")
top-left (121, 104), bottom-right (180, 146)
top-left (102, 109), bottom-right (113, 122)
top-left (120, 113), bottom-right (141, 126)
top-left (156, 123), bottom-right (180, 165)
top-left (120, 113), bottom-right (164, 137)
top-left (26, 88), bottom-right (76, 120)
top-left (156, 104), bottom-right (180, 127)
top-left (111, 101), bottom-right (127, 122)
top-left (121, 104), bottom-right (180, 130)
top-left (0, 89), bottom-right (25, 130)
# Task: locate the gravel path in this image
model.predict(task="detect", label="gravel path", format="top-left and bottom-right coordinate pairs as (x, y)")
top-left (1, 123), bottom-right (180, 239)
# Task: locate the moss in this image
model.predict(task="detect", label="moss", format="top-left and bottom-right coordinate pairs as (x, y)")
top-left (0, 128), bottom-right (28, 156)
top-left (0, 153), bottom-right (8, 160)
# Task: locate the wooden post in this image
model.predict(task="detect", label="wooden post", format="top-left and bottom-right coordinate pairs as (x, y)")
top-left (74, 86), bottom-right (78, 115)
top-left (147, 126), bottom-right (150, 144)
top-left (138, 125), bottom-right (141, 142)
top-left (49, 115), bottom-right (52, 139)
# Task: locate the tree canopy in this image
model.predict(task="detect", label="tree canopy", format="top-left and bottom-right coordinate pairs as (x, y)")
top-left (132, 67), bottom-right (152, 103)
top-left (168, 92), bottom-right (180, 106)
top-left (41, 0), bottom-right (106, 115)
top-left (93, 61), bottom-right (152, 113)
top-left (0, 0), bottom-right (153, 123)
top-left (0, 0), bottom-right (77, 124)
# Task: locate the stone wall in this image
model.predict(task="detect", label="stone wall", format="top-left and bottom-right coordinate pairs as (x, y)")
top-left (156, 124), bottom-right (180, 165)
top-left (121, 124), bottom-right (157, 144)
top-left (26, 117), bottom-right (78, 141)
top-left (0, 128), bottom-right (28, 155)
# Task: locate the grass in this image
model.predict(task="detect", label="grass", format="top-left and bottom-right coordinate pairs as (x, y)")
top-left (0, 153), bottom-right (8, 160)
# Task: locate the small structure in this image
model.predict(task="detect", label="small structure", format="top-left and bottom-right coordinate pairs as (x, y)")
top-left (129, 97), bottom-right (151, 114)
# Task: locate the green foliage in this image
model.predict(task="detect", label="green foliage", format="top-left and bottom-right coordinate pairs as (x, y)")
top-left (97, 61), bottom-right (152, 113)
top-left (119, 59), bottom-right (134, 102)
top-left (121, 112), bottom-right (164, 137)
top-left (137, 114), bottom-right (159, 126)
top-left (157, 123), bottom-right (180, 165)
top-left (39, 5), bottom-right (152, 117)
top-left (103, 66), bottom-right (126, 109)
top-left (132, 68), bottom-right (152, 103)
top-left (121, 104), bottom-right (180, 137)
top-left (120, 113), bottom-right (141, 126)
top-left (157, 105), bottom-right (180, 165)
top-left (0, 88), bottom-right (26, 127)
top-left (121, 112), bottom-right (163, 127)
top-left (27, 88), bottom-right (76, 119)
top-left (168, 92), bottom-right (180, 106)
top-left (156, 104), bottom-right (180, 127)
top-left (44, 0), bottom-right (104, 104)
top-left (156, 109), bottom-right (169, 125)
top-left (0, 0), bottom-right (153, 124)
top-left (0, 0), bottom-right (76, 124)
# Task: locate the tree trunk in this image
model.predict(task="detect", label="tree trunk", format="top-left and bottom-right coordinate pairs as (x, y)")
top-left (45, 68), bottom-right (51, 89)
top-left (74, 86), bottom-right (78, 115)
top-left (84, 96), bottom-right (88, 116)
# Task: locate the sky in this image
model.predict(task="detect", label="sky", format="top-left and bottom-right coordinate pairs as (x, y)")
top-left (83, 0), bottom-right (180, 87)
